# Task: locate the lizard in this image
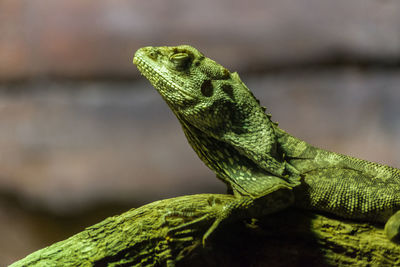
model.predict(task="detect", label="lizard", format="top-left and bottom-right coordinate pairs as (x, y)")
top-left (133, 45), bottom-right (400, 244)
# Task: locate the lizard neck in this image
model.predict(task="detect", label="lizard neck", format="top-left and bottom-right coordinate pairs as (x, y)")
top-left (180, 118), bottom-right (251, 193)
top-left (179, 117), bottom-right (296, 196)
top-left (217, 107), bottom-right (286, 177)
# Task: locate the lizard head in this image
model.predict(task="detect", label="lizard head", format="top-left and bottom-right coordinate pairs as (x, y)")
top-left (133, 45), bottom-right (267, 139)
top-left (134, 45), bottom-right (291, 195)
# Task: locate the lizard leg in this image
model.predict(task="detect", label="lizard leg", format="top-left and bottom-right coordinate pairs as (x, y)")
top-left (201, 196), bottom-right (255, 245)
top-left (165, 196), bottom-right (228, 245)
top-left (167, 186), bottom-right (294, 246)
top-left (202, 186), bottom-right (294, 245)
top-left (166, 197), bottom-right (255, 247)
top-left (384, 210), bottom-right (400, 243)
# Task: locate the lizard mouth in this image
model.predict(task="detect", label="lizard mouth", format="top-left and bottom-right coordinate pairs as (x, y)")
top-left (133, 49), bottom-right (197, 101)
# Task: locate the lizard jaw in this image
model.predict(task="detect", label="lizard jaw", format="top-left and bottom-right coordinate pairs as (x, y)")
top-left (133, 47), bottom-right (197, 101)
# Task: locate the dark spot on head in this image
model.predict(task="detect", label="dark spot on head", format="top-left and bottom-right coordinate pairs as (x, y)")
top-left (201, 80), bottom-right (213, 97)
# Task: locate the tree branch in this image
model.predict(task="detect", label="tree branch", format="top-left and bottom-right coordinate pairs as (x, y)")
top-left (10, 194), bottom-right (400, 266)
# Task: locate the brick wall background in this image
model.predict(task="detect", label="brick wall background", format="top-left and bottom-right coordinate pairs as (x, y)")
top-left (1, 0), bottom-right (400, 265)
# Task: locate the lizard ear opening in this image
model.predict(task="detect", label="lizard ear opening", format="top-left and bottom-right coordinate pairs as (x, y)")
top-left (201, 80), bottom-right (214, 97)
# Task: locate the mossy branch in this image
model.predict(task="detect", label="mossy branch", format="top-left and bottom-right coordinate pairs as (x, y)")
top-left (10, 193), bottom-right (400, 266)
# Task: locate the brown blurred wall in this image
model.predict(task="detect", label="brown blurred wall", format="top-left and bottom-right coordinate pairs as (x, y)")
top-left (1, 0), bottom-right (399, 81)
top-left (1, 0), bottom-right (400, 265)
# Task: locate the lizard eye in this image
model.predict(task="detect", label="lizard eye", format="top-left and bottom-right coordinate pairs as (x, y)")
top-left (169, 52), bottom-right (191, 70)
top-left (201, 80), bottom-right (213, 97)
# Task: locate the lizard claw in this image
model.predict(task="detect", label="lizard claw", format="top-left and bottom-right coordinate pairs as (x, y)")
top-left (201, 216), bottom-right (225, 246)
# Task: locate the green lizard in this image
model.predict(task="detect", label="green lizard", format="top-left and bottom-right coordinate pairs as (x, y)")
top-left (133, 45), bottom-right (400, 244)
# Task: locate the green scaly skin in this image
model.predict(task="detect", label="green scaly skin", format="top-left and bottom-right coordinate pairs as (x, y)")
top-left (133, 45), bottom-right (400, 243)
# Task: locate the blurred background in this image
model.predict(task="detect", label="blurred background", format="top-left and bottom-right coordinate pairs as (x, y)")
top-left (1, 0), bottom-right (400, 264)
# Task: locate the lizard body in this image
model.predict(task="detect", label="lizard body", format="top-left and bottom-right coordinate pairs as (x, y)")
top-left (133, 45), bottom-right (400, 243)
